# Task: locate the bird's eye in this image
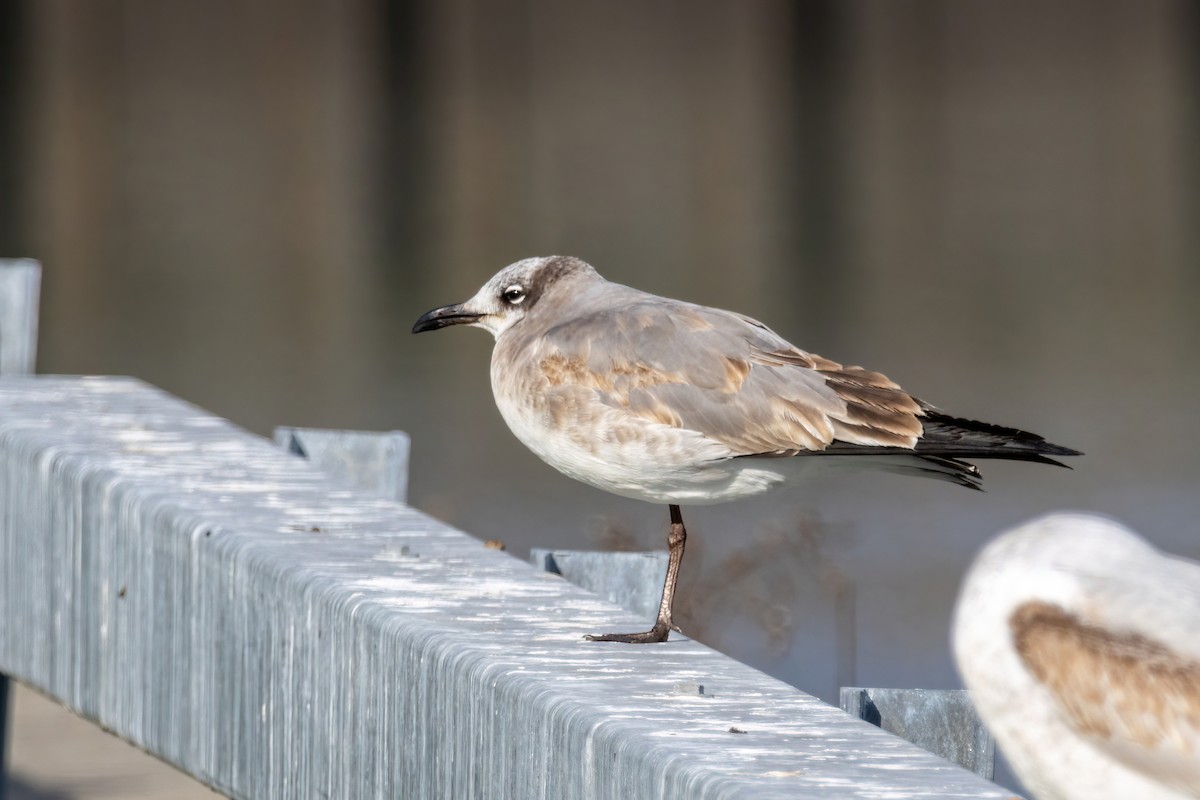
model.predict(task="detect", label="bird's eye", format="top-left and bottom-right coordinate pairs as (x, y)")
top-left (503, 285), bottom-right (526, 304)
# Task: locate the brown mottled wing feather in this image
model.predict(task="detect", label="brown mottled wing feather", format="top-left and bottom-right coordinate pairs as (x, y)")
top-left (1011, 602), bottom-right (1200, 794)
top-left (535, 297), bottom-right (923, 455)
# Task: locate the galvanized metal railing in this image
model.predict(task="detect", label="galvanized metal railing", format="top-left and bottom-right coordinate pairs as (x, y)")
top-left (274, 427), bottom-right (410, 505)
top-left (0, 376), bottom-right (1014, 799)
top-left (533, 548), bottom-right (996, 782)
top-left (0, 259), bottom-right (40, 800)
top-left (0, 260), bottom-right (1006, 798)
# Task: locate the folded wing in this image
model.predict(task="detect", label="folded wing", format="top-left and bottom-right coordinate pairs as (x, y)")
top-left (535, 298), bottom-right (921, 453)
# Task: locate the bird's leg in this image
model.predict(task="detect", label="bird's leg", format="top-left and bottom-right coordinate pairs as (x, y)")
top-left (585, 504), bottom-right (686, 644)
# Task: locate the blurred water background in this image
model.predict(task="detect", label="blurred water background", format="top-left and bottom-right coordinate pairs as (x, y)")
top-left (1, 1), bottom-right (1196, 795)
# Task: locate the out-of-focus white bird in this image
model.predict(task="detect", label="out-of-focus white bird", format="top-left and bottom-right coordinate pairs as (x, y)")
top-left (954, 513), bottom-right (1200, 799)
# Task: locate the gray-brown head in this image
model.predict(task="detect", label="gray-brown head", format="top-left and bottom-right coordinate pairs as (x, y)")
top-left (412, 256), bottom-right (599, 339)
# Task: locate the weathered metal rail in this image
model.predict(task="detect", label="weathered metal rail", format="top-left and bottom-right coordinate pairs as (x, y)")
top-left (0, 260), bottom-right (38, 377)
top-left (841, 688), bottom-right (994, 780)
top-left (0, 259), bottom-right (39, 800)
top-left (0, 375), bottom-right (1011, 798)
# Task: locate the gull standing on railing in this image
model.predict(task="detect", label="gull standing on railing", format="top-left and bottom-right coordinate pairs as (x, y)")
top-left (414, 256), bottom-right (1080, 643)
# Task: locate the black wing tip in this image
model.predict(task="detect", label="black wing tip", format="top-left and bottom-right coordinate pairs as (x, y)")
top-left (1035, 454), bottom-right (1074, 469)
top-left (917, 455), bottom-right (985, 490)
top-left (1031, 442), bottom-right (1083, 458)
top-left (957, 477), bottom-right (986, 492)
top-left (920, 412), bottom-right (1083, 463)
top-left (946, 468), bottom-right (985, 491)
top-left (983, 452), bottom-right (1076, 468)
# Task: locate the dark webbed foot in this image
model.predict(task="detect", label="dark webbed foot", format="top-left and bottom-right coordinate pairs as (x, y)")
top-left (584, 505), bottom-right (688, 645)
top-left (584, 621), bottom-right (672, 644)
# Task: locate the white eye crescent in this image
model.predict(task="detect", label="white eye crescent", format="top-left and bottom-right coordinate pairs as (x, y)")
top-left (503, 285), bottom-right (526, 304)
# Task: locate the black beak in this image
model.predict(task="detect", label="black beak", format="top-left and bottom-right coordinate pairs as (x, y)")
top-left (412, 302), bottom-right (482, 334)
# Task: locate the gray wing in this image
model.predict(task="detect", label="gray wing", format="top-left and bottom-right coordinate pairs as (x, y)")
top-left (532, 297), bottom-right (924, 456)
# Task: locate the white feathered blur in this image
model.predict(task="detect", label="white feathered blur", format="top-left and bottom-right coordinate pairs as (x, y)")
top-left (954, 513), bottom-right (1200, 799)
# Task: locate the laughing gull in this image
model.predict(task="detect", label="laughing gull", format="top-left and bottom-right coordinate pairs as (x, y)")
top-left (413, 256), bottom-right (1080, 643)
top-left (954, 514), bottom-right (1200, 799)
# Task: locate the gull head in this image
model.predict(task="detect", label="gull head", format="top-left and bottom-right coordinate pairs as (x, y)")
top-left (412, 256), bottom-right (598, 339)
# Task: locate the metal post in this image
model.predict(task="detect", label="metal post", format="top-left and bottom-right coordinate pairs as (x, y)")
top-left (0, 259), bottom-right (39, 800)
top-left (530, 549), bottom-right (670, 620)
top-left (840, 687), bottom-right (996, 779)
top-left (831, 574), bottom-right (857, 692)
top-left (0, 673), bottom-right (9, 800)
top-left (274, 426), bottom-right (410, 503)
top-left (0, 259), bottom-right (41, 376)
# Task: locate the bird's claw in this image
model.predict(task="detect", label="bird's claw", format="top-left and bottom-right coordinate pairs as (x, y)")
top-left (584, 620), bottom-right (672, 644)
